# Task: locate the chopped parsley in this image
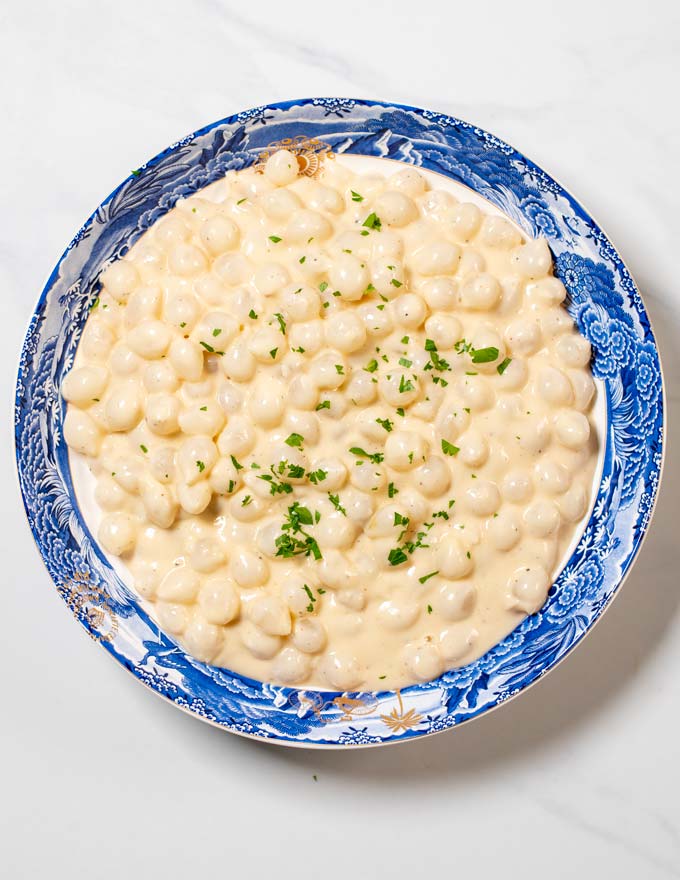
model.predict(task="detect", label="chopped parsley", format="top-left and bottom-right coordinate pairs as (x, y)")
top-left (350, 190), bottom-right (364, 202)
top-left (470, 346), bottom-right (499, 364)
top-left (273, 312), bottom-right (286, 335)
top-left (269, 348), bottom-right (278, 359)
top-left (212, 328), bottom-right (222, 337)
top-left (308, 468), bottom-right (327, 485)
top-left (388, 482), bottom-right (399, 498)
top-left (427, 604), bottom-right (433, 614)
top-left (399, 357), bottom-right (412, 368)
top-left (419, 570), bottom-right (439, 584)
top-left (230, 455), bottom-right (244, 471)
top-left (241, 495), bottom-right (252, 506)
top-left (441, 439), bottom-right (460, 456)
top-left (285, 432), bottom-right (304, 448)
top-left (497, 357), bottom-right (512, 375)
top-left (315, 400), bottom-right (331, 411)
top-left (299, 255), bottom-right (306, 264)
top-left (248, 309), bottom-right (258, 320)
top-left (401, 336), bottom-right (409, 344)
top-left (362, 212), bottom-right (382, 231)
top-left (376, 417), bottom-right (393, 433)
top-left (335, 364), bottom-right (344, 375)
top-left (364, 359), bottom-right (379, 373)
top-left (196, 460), bottom-right (205, 472)
top-left (275, 502), bottom-right (322, 560)
top-left (236, 198), bottom-right (247, 205)
top-left (268, 235), bottom-right (282, 243)
top-left (319, 281), bottom-right (328, 292)
top-left (387, 547), bottom-right (408, 566)
top-left (349, 446), bottom-right (384, 465)
top-left (398, 375), bottom-right (414, 394)
top-left (139, 444), bottom-right (148, 454)
top-left (328, 493), bottom-right (347, 516)
top-left (391, 278), bottom-right (402, 288)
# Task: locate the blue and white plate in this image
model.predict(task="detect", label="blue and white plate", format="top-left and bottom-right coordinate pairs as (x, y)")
top-left (15, 98), bottom-right (665, 747)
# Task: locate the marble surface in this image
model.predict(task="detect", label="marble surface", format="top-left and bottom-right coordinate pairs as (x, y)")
top-left (2, 1), bottom-right (679, 877)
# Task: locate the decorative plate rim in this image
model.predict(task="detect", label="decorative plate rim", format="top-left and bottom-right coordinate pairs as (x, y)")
top-left (14, 97), bottom-right (665, 748)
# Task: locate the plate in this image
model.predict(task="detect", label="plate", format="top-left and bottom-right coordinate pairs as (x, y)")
top-left (14, 98), bottom-right (665, 747)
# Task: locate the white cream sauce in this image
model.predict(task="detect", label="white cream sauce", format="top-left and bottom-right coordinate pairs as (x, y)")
top-left (63, 151), bottom-right (599, 690)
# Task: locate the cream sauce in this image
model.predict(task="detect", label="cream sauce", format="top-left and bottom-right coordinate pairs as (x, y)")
top-left (63, 151), bottom-right (599, 690)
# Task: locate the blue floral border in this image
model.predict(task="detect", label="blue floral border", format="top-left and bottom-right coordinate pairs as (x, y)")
top-left (14, 98), bottom-right (664, 746)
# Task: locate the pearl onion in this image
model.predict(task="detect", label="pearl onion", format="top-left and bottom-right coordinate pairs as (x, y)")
top-left (315, 512), bottom-right (357, 549)
top-left (439, 628), bottom-right (477, 663)
top-left (209, 457), bottom-right (239, 495)
top-left (213, 252), bottom-right (251, 285)
top-left (98, 512), bottom-right (136, 556)
top-left (487, 509), bottom-right (522, 551)
top-left (449, 202), bottom-right (482, 241)
top-left (524, 499), bottom-right (560, 537)
top-left (384, 431), bottom-right (427, 470)
top-left (537, 367), bottom-right (573, 407)
top-left (189, 538), bottom-right (226, 574)
top-left (127, 320), bottom-right (172, 360)
top-left (322, 652), bottom-right (363, 690)
top-left (497, 358), bottom-right (528, 391)
top-left (230, 549), bottom-right (268, 587)
top-left (157, 566), bottom-right (201, 603)
top-left (199, 215), bottom-right (239, 255)
top-left (143, 362), bottom-right (179, 393)
top-left (534, 458), bottom-right (572, 495)
top-left (555, 334), bottom-right (592, 368)
top-left (419, 277), bottom-right (458, 310)
top-left (554, 410), bottom-right (591, 450)
top-left (505, 320), bottom-right (542, 356)
top-left (424, 314), bottom-right (462, 349)
top-left (285, 209), bottom-right (332, 243)
top-left (272, 648), bottom-right (311, 684)
top-left (478, 215), bottom-right (522, 249)
top-left (540, 307), bottom-right (573, 338)
top-left (436, 536), bottom-right (473, 578)
top-left (289, 320), bottom-right (324, 356)
top-left (390, 167), bottom-right (427, 197)
top-left (341, 487), bottom-right (374, 524)
top-left (465, 480), bottom-right (501, 516)
top-left (104, 383), bottom-right (142, 432)
top-left (168, 243), bottom-right (207, 277)
top-left (357, 301), bottom-right (394, 336)
top-left (501, 469), bottom-right (533, 503)
top-left (526, 276), bottom-right (567, 306)
top-left (458, 375), bottom-right (494, 411)
top-left (558, 484), bottom-right (589, 522)
top-left (247, 595), bottom-right (292, 636)
top-left (241, 621), bottom-right (281, 660)
top-left (100, 260), bottom-right (139, 302)
top-left (94, 475), bottom-right (126, 510)
top-left (518, 416), bottom-right (551, 455)
top-left (109, 343), bottom-right (141, 376)
top-left (177, 481), bottom-right (212, 515)
top-left (508, 565), bottom-right (550, 614)
top-left (402, 641), bottom-right (441, 683)
top-left (248, 326), bottom-right (284, 363)
top-left (460, 273), bottom-right (501, 310)
top-left (149, 447), bottom-right (176, 484)
top-left (414, 456), bottom-right (451, 497)
top-left (217, 417), bottom-right (256, 458)
top-left (287, 374), bottom-right (319, 410)
top-left (456, 430), bottom-right (489, 467)
top-left (221, 340), bottom-right (256, 382)
top-left (346, 371), bottom-right (378, 406)
top-left (292, 617), bottom-right (327, 654)
top-left (247, 379), bottom-right (286, 428)
top-left (144, 393), bottom-right (180, 436)
top-left (168, 337), bottom-right (203, 382)
top-left (156, 603), bottom-right (189, 634)
top-left (312, 456), bottom-right (347, 491)
top-left (178, 402), bottom-right (224, 437)
top-left (310, 353), bottom-right (347, 390)
top-left (253, 262), bottom-right (289, 297)
top-left (510, 239), bottom-right (552, 278)
top-left (328, 253), bottom-right (369, 301)
top-left (154, 214), bottom-right (190, 246)
top-left (183, 616), bottom-right (223, 663)
top-left (436, 581), bottom-right (477, 621)
top-left (379, 372), bottom-right (420, 408)
top-left (62, 366), bottom-right (109, 408)
top-left (411, 240), bottom-right (460, 275)
top-left (373, 190), bottom-right (418, 227)
top-left (458, 248), bottom-right (486, 277)
top-left (198, 577), bottom-right (240, 625)
top-left (378, 598), bottom-right (420, 631)
top-left (281, 284), bottom-right (320, 322)
top-left (324, 311), bottom-right (367, 353)
top-left (389, 296), bottom-right (425, 331)
top-left (569, 370), bottom-right (596, 412)
top-left (264, 149), bottom-right (299, 185)
top-left (80, 318), bottom-right (115, 361)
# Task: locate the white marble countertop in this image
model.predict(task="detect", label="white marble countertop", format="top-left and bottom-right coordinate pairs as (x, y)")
top-left (2, 1), bottom-right (679, 877)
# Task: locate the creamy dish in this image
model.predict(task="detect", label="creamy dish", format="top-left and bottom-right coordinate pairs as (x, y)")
top-left (62, 150), bottom-right (598, 690)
